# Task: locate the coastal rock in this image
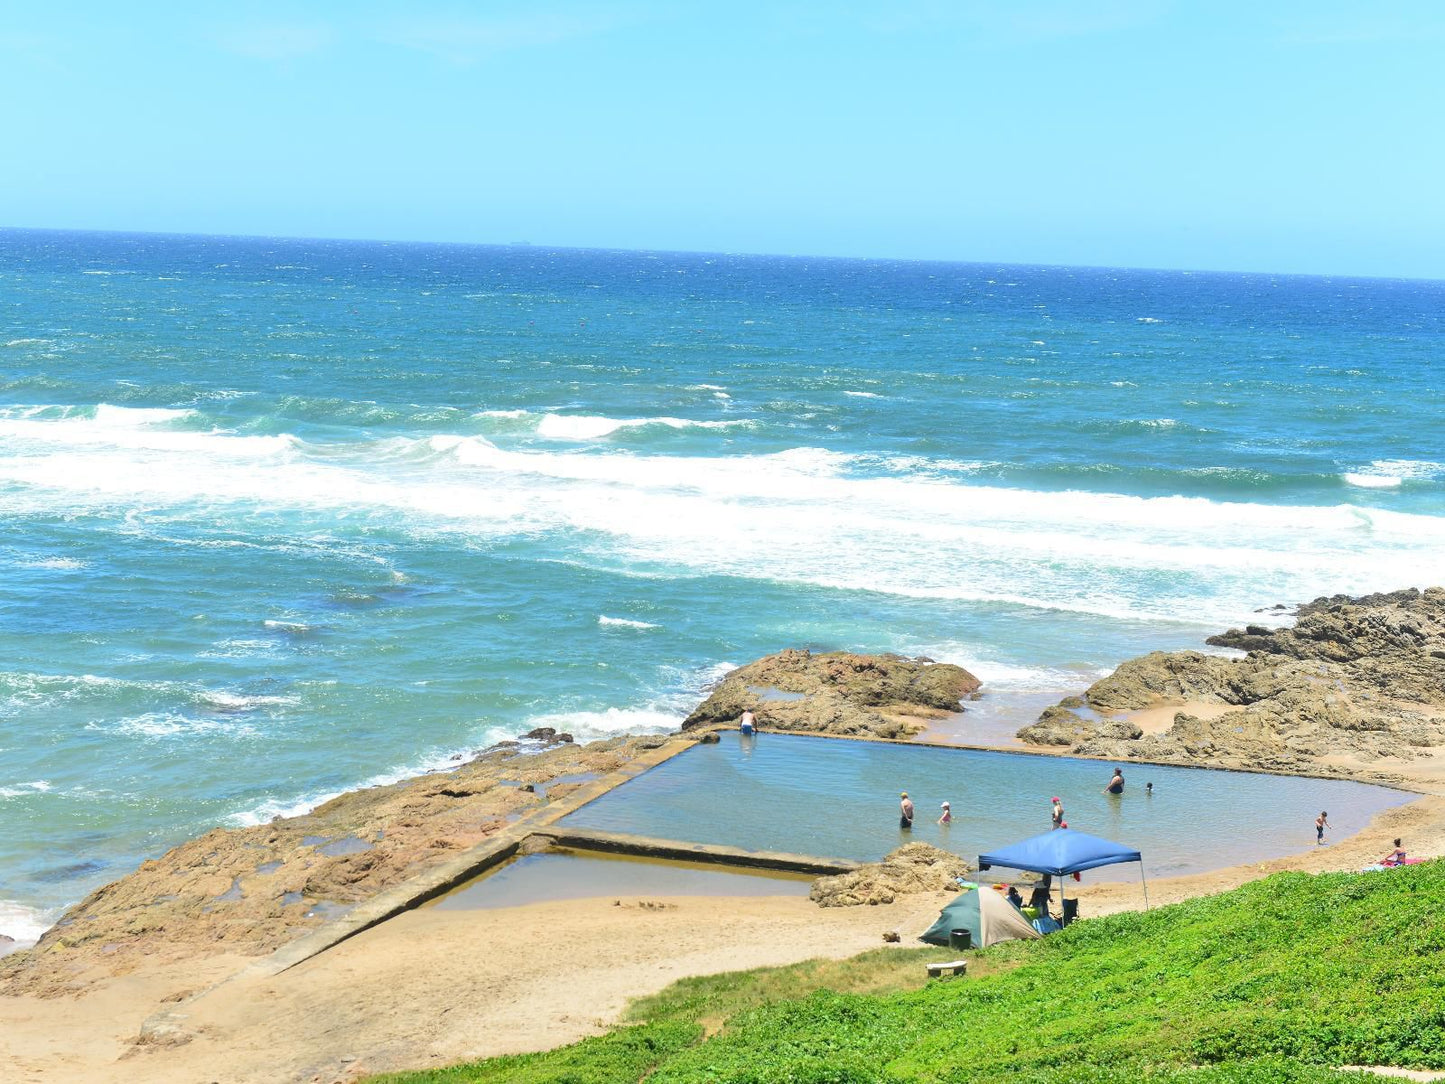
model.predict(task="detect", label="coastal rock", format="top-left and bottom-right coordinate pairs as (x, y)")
top-left (0, 734), bottom-right (659, 998)
top-left (1016, 706), bottom-right (1096, 746)
top-left (810, 843), bottom-right (972, 907)
top-left (1018, 587), bottom-right (1445, 779)
top-left (683, 649), bottom-right (981, 740)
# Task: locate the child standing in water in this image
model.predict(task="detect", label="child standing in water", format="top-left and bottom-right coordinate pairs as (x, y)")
top-left (938, 801), bottom-right (952, 825)
top-left (1315, 811), bottom-right (1331, 845)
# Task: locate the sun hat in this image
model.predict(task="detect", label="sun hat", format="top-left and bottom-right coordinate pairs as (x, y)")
top-left (941, 801), bottom-right (950, 807)
top-left (1051, 796), bottom-right (1061, 802)
top-left (900, 791), bottom-right (908, 798)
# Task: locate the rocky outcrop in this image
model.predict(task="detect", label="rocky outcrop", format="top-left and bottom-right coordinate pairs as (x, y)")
top-left (683, 649), bottom-right (981, 740)
top-left (0, 733), bottom-right (673, 998)
top-left (1018, 587), bottom-right (1445, 779)
top-left (810, 843), bottom-right (972, 907)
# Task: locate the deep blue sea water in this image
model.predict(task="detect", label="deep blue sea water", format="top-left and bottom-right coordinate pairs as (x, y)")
top-left (2, 229), bottom-right (1443, 941)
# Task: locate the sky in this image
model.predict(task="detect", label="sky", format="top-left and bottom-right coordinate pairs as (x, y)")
top-left (2, 1), bottom-right (1443, 278)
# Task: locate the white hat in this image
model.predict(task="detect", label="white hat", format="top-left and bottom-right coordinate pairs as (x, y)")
top-left (941, 801), bottom-right (950, 807)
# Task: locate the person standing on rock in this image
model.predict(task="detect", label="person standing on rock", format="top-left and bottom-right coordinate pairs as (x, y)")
top-left (899, 792), bottom-right (914, 830)
top-left (1315, 811), bottom-right (1331, 845)
top-left (1051, 797), bottom-right (1065, 829)
top-left (1103, 768), bottom-right (1125, 795)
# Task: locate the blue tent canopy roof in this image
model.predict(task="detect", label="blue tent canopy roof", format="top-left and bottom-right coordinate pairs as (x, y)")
top-left (978, 828), bottom-right (1141, 877)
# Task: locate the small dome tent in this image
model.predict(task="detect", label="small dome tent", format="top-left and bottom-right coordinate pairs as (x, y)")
top-left (919, 884), bottom-right (1041, 948)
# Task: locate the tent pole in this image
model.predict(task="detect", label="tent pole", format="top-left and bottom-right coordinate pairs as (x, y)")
top-left (1139, 863), bottom-right (1150, 911)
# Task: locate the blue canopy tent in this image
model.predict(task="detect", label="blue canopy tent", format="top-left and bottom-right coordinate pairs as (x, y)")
top-left (977, 829), bottom-right (1148, 923)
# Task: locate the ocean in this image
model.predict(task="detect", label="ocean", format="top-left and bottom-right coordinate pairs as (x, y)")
top-left (2, 228), bottom-right (1443, 942)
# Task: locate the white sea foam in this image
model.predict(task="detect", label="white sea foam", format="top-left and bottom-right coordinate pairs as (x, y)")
top-left (1344, 473), bottom-right (1402, 489)
top-left (536, 413), bottom-right (749, 440)
top-left (0, 403), bottom-right (294, 462)
top-left (197, 691), bottom-right (298, 712)
top-left (1343, 460), bottom-right (1443, 488)
top-left (0, 899), bottom-right (56, 949)
top-left (108, 712), bottom-right (259, 739)
top-left (92, 404), bottom-right (194, 427)
top-left (0, 780), bottom-right (52, 798)
top-left (4, 406), bottom-right (1445, 629)
top-left (199, 639), bottom-right (285, 659)
top-left (520, 706), bottom-right (681, 739)
top-left (12, 555), bottom-right (88, 571)
top-left (843, 390), bottom-right (884, 399)
top-left (915, 647), bottom-right (1113, 692)
top-left (598, 615), bottom-right (661, 629)
top-left (262, 619), bottom-right (315, 633)
top-left (476, 409), bottom-right (530, 418)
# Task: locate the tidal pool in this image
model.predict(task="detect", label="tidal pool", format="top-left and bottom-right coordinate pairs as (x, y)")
top-left (432, 848), bottom-right (813, 910)
top-left (560, 732), bottom-right (1413, 880)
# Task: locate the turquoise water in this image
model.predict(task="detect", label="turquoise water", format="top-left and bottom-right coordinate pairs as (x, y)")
top-left (2, 229), bottom-right (1443, 940)
top-left (561, 733), bottom-right (1412, 881)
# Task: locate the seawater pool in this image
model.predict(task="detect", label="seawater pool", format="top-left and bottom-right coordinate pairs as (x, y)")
top-left (432, 849), bottom-right (812, 910)
top-left (560, 733), bottom-right (1413, 880)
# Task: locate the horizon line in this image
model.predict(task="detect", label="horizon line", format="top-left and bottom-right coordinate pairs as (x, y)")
top-left (3, 223), bottom-right (1442, 287)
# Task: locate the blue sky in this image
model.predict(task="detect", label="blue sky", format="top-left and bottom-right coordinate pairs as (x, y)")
top-left (3, 1), bottom-right (1443, 277)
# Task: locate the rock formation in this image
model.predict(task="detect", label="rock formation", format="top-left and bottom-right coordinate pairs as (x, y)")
top-left (810, 843), bottom-right (972, 907)
top-left (1017, 587), bottom-right (1445, 780)
top-left (683, 649), bottom-right (981, 739)
top-left (0, 734), bottom-right (670, 997)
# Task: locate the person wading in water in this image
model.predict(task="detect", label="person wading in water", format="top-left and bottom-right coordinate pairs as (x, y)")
top-left (899, 792), bottom-right (915, 830)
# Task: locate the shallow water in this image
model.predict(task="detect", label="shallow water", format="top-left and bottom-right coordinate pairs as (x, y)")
top-left (561, 732), bottom-right (1412, 880)
top-left (431, 848), bottom-right (813, 910)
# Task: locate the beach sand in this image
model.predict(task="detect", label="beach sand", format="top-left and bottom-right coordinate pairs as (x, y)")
top-left (0, 893), bottom-right (946, 1084)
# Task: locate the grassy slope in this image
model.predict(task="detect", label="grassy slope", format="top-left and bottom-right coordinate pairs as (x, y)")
top-left (368, 864), bottom-right (1444, 1083)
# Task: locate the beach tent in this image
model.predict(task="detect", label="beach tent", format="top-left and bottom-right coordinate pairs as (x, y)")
top-left (977, 828), bottom-right (1149, 916)
top-left (920, 885), bottom-right (1040, 948)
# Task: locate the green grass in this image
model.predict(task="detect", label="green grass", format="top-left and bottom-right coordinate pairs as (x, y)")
top-left (367, 864), bottom-right (1444, 1083)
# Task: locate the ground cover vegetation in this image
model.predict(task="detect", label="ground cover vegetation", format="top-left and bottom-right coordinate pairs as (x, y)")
top-left (367, 864), bottom-right (1444, 1083)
